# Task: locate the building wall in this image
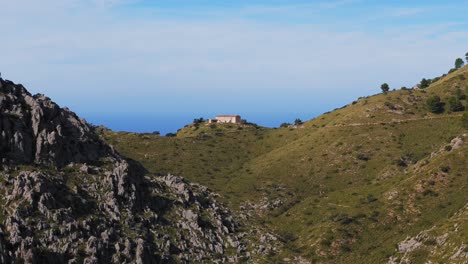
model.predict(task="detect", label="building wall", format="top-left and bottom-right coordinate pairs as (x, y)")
top-left (216, 116), bottom-right (240, 123)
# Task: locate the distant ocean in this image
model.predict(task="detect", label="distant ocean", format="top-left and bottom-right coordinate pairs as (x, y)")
top-left (80, 112), bottom-right (319, 135)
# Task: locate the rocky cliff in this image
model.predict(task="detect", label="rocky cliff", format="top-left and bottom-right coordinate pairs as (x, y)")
top-left (0, 79), bottom-right (249, 263)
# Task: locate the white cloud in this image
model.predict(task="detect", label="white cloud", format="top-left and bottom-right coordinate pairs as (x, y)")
top-left (0, 0), bottom-right (467, 115)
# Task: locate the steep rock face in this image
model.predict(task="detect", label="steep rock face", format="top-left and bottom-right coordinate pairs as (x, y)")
top-left (0, 79), bottom-right (249, 263)
top-left (0, 79), bottom-right (111, 167)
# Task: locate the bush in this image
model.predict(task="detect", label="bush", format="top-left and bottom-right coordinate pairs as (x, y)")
top-left (447, 96), bottom-right (465, 112)
top-left (426, 95), bottom-right (445, 113)
top-left (422, 189), bottom-right (438, 197)
top-left (280, 122), bottom-right (291, 128)
top-left (440, 166), bottom-right (450, 173)
top-left (356, 153), bottom-right (369, 161)
top-left (278, 231), bottom-right (298, 243)
top-left (448, 68), bottom-right (457, 74)
top-left (193, 117), bottom-right (205, 124)
top-left (294, 118), bottom-right (303, 125)
top-left (419, 78), bottom-right (431, 89)
top-left (455, 58), bottom-right (464, 69)
top-left (152, 131), bottom-right (160, 135)
top-left (366, 194), bottom-right (378, 203)
top-left (384, 101), bottom-right (396, 110)
top-left (166, 133), bottom-right (176, 137)
top-left (331, 213), bottom-right (354, 225)
top-left (381, 83), bottom-right (390, 93)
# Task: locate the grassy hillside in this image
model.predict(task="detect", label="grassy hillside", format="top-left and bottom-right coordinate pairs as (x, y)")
top-left (102, 65), bottom-right (468, 263)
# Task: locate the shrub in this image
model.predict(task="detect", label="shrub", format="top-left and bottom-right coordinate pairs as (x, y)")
top-left (166, 133), bottom-right (176, 137)
top-left (381, 83), bottom-right (390, 93)
top-left (294, 118), bottom-right (303, 125)
top-left (280, 122), bottom-right (291, 128)
top-left (384, 101), bottom-right (396, 110)
top-left (278, 231), bottom-right (298, 243)
top-left (356, 153), bottom-right (369, 161)
top-left (152, 131), bottom-right (160, 135)
top-left (426, 95), bottom-right (445, 113)
top-left (332, 213), bottom-right (354, 225)
top-left (422, 189), bottom-right (438, 197)
top-left (193, 117), bottom-right (205, 125)
top-left (419, 78), bottom-right (431, 89)
top-left (440, 166), bottom-right (450, 173)
top-left (447, 96), bottom-right (465, 112)
top-left (455, 58), bottom-right (464, 69)
top-left (366, 194), bottom-right (378, 203)
top-left (423, 238), bottom-right (437, 246)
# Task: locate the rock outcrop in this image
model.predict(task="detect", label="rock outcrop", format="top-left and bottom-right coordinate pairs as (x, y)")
top-left (0, 79), bottom-right (248, 263)
top-left (0, 79), bottom-right (111, 167)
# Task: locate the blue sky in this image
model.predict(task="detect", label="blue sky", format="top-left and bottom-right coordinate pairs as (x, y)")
top-left (1, 0), bottom-right (467, 134)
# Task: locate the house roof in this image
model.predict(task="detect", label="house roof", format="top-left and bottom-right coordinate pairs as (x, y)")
top-left (216, 114), bottom-right (240, 117)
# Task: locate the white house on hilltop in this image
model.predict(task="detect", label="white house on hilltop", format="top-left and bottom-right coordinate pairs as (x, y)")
top-left (208, 114), bottom-right (241, 124)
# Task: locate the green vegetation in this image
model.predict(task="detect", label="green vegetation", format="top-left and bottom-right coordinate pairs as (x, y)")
top-left (419, 78), bottom-right (431, 89)
top-left (455, 58), bottom-right (464, 69)
top-left (380, 83), bottom-right (390, 93)
top-left (447, 96), bottom-right (465, 112)
top-left (426, 95), bottom-right (444, 113)
top-left (102, 64), bottom-right (468, 263)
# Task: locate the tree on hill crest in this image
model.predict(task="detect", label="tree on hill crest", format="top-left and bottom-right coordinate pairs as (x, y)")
top-left (455, 58), bottom-right (464, 69)
top-left (380, 83), bottom-right (390, 93)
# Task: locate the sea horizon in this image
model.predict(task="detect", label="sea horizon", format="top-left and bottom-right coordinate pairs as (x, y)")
top-left (80, 111), bottom-right (320, 134)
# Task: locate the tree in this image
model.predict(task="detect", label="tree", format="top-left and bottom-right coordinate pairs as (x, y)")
top-left (380, 83), bottom-right (390, 93)
top-left (152, 131), bottom-right (160, 135)
top-left (465, 52), bottom-right (468, 63)
top-left (447, 96), bottom-right (465, 112)
top-left (294, 118), bottom-right (303, 125)
top-left (426, 95), bottom-right (445, 113)
top-left (193, 117), bottom-right (204, 124)
top-left (455, 58), bottom-right (464, 69)
top-left (419, 78), bottom-right (431, 89)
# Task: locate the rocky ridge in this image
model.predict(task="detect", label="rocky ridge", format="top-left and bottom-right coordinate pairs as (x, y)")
top-left (0, 79), bottom-right (250, 263)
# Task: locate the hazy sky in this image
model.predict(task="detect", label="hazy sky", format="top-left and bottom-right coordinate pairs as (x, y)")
top-left (1, 0), bottom-right (467, 133)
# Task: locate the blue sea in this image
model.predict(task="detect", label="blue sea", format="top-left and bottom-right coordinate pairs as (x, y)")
top-left (80, 112), bottom-right (319, 135)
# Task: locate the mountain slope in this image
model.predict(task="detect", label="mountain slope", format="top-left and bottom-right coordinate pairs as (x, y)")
top-left (105, 65), bottom-right (468, 263)
top-left (0, 79), bottom-right (264, 263)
